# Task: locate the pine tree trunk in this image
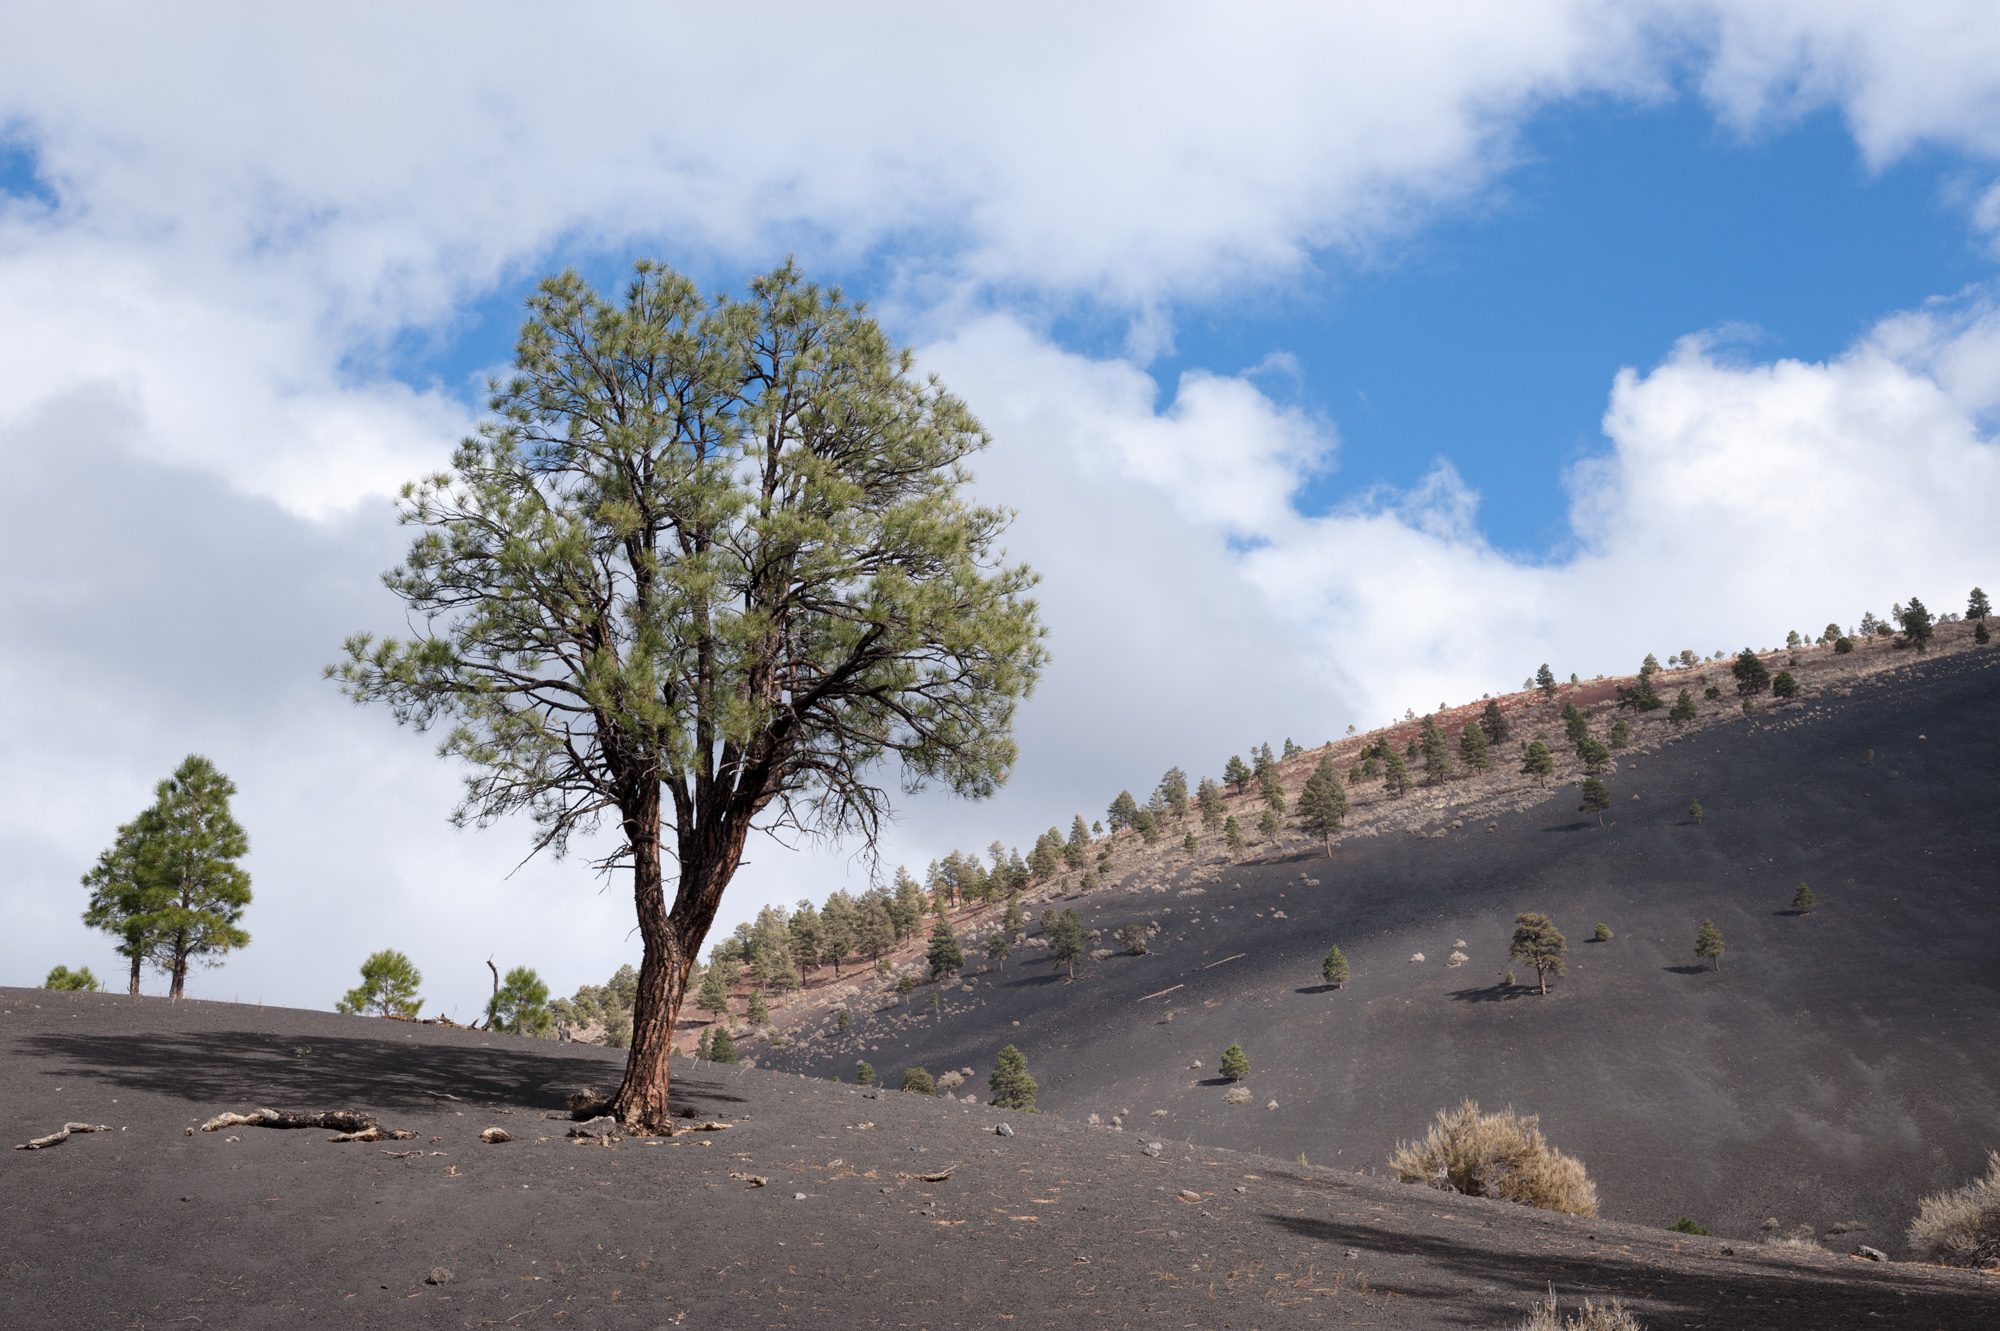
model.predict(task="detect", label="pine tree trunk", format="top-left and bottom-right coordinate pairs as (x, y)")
top-left (127, 951), bottom-right (141, 996)
top-left (169, 931), bottom-right (188, 1000)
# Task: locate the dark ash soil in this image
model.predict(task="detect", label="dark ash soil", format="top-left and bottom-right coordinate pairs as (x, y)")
top-left (763, 648), bottom-right (2000, 1257)
top-left (5, 991), bottom-right (1999, 1329)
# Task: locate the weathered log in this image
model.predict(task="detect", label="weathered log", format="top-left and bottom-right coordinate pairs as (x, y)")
top-left (200, 1109), bottom-right (381, 1134)
top-left (15, 1122), bottom-right (110, 1151)
top-left (329, 1125), bottom-right (418, 1143)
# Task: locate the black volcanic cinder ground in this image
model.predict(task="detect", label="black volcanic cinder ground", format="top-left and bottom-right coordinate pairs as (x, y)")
top-left (764, 650), bottom-right (2000, 1256)
top-left (5, 990), bottom-right (2000, 1329)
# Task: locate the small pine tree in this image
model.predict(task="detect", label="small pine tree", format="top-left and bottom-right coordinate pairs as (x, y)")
top-left (1196, 778), bottom-right (1226, 829)
top-left (1182, 830), bottom-right (1198, 856)
top-left (836, 1006), bottom-right (851, 1031)
top-left (710, 1027), bottom-right (738, 1063)
top-left (1592, 923), bottom-right (1613, 942)
top-left (746, 988), bottom-right (770, 1024)
top-left (1896, 597), bottom-right (1936, 652)
top-left (1608, 720), bottom-right (1632, 749)
top-left (900, 1066), bottom-right (936, 1096)
top-left (1459, 722), bottom-right (1491, 771)
top-left (1669, 688), bottom-right (1697, 725)
top-left (1224, 815), bottom-right (1245, 856)
top-left (986, 933), bottom-right (1012, 969)
top-left (987, 1044), bottom-right (1039, 1110)
top-left (1381, 750), bottom-right (1410, 798)
top-left (1536, 663), bottom-right (1557, 697)
top-left (927, 916), bottom-right (964, 979)
top-left (1044, 907), bottom-right (1086, 981)
top-left (695, 960), bottom-right (731, 1020)
top-left (1969, 587), bottom-right (1992, 621)
top-left (1480, 699), bottom-right (1511, 744)
top-left (1791, 882), bottom-right (1816, 914)
top-left (1834, 635), bottom-right (1855, 654)
top-left (1219, 1043), bottom-right (1250, 1081)
top-left (1420, 714), bottom-right (1452, 785)
top-left (1695, 919), bottom-right (1725, 970)
top-left (694, 1025), bottom-right (713, 1061)
top-left (1295, 754), bottom-right (1348, 855)
top-left (1520, 741), bottom-right (1555, 787)
top-left (337, 948), bottom-right (424, 1018)
top-left (1116, 922), bottom-right (1150, 955)
top-left (1732, 649), bottom-right (1771, 696)
top-left (1671, 1217), bottom-right (1712, 1236)
top-left (1578, 776), bottom-right (1611, 826)
top-left (1321, 944), bottom-right (1349, 988)
top-left (1978, 620), bottom-right (1992, 645)
top-left (487, 965), bottom-right (554, 1036)
top-left (1772, 670), bottom-right (1799, 699)
top-left (44, 964), bottom-right (101, 991)
top-left (854, 1059), bottom-right (876, 1085)
top-left (1257, 808), bottom-right (1280, 840)
top-left (1688, 798), bottom-right (1703, 824)
top-left (1509, 912), bottom-right (1567, 995)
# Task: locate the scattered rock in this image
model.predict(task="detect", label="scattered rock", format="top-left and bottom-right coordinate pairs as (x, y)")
top-left (1409, 952), bottom-right (1426, 964)
top-left (479, 1127), bottom-right (511, 1144)
top-left (566, 1088), bottom-right (607, 1115)
top-left (730, 1172), bottom-right (769, 1188)
top-left (566, 1117), bottom-right (619, 1140)
top-left (426, 1267), bottom-right (452, 1285)
top-left (1141, 1140), bottom-right (1164, 1158)
top-left (1176, 1189), bottom-right (1201, 1204)
top-left (794, 1192), bottom-right (808, 1201)
top-left (1266, 1100), bottom-right (1279, 1111)
top-left (1857, 1245), bottom-right (1888, 1262)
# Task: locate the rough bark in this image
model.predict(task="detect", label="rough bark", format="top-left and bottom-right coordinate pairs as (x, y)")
top-left (126, 951), bottom-right (141, 997)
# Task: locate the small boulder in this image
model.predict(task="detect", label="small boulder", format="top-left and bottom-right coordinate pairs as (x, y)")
top-left (1857, 1245), bottom-right (1888, 1262)
top-left (994, 1123), bottom-right (1015, 1138)
top-left (479, 1127), bottom-right (512, 1144)
top-left (1140, 1140), bottom-right (1164, 1158)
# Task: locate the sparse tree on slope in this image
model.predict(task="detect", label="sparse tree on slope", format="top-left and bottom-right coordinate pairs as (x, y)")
top-left (1223, 754), bottom-right (1250, 794)
top-left (331, 262), bottom-right (1045, 1132)
top-left (1520, 741), bottom-right (1554, 788)
top-left (1669, 688), bottom-right (1697, 726)
top-left (1155, 767), bottom-right (1190, 820)
top-left (1321, 945), bottom-right (1349, 988)
top-left (1043, 907), bottom-right (1086, 981)
top-left (1578, 776), bottom-right (1611, 827)
top-left (1195, 778), bottom-right (1225, 830)
top-left (1381, 750), bottom-right (1410, 798)
top-left (82, 809), bottom-right (170, 996)
top-left (44, 965), bottom-right (100, 992)
top-left (1733, 649), bottom-right (1771, 696)
top-left (1459, 722), bottom-right (1490, 771)
top-left (1219, 1043), bottom-right (1251, 1081)
top-left (1509, 912), bottom-right (1567, 995)
top-left (1969, 587), bottom-right (1992, 622)
top-left (1224, 815), bottom-right (1245, 857)
top-left (695, 962), bottom-right (731, 1020)
top-left (1574, 736), bottom-right (1610, 772)
top-left (1897, 596), bottom-right (1936, 652)
top-left (337, 949), bottom-right (424, 1018)
top-left (927, 916), bottom-right (964, 979)
top-left (1295, 754), bottom-right (1348, 855)
top-left (709, 1027), bottom-right (737, 1064)
top-left (488, 965), bottom-right (554, 1036)
top-left (1480, 699), bottom-right (1511, 744)
top-left (1420, 714), bottom-right (1452, 785)
top-left (1695, 919), bottom-right (1725, 970)
top-left (1791, 882), bottom-right (1816, 914)
top-left (140, 755), bottom-right (253, 1000)
top-left (1108, 789), bottom-right (1140, 832)
top-left (1536, 663), bottom-right (1557, 698)
top-left (988, 1044), bottom-right (1039, 1110)
top-left (746, 987), bottom-right (770, 1024)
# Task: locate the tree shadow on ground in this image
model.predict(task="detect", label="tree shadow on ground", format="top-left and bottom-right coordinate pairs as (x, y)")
top-left (1449, 983), bottom-right (1526, 1003)
top-left (1260, 1210), bottom-right (2000, 1330)
top-left (1663, 964), bottom-right (1711, 976)
top-left (20, 1028), bottom-right (745, 1115)
top-left (1294, 983), bottom-right (1342, 995)
top-left (1002, 972), bottom-right (1065, 989)
top-left (1542, 821), bottom-right (1593, 833)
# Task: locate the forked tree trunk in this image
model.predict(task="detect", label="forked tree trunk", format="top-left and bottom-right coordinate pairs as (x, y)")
top-left (609, 789), bottom-right (754, 1133)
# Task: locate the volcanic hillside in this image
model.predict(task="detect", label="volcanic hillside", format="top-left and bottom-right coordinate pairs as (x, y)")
top-left (755, 636), bottom-right (2000, 1255)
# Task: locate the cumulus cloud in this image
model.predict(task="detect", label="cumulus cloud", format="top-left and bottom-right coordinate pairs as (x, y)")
top-left (6, 5), bottom-right (2000, 1013)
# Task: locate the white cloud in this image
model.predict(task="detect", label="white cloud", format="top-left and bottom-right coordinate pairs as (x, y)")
top-left (6, 5), bottom-right (2000, 1014)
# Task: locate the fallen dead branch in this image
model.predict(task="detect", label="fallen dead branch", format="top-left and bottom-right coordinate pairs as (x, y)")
top-left (1200, 953), bottom-right (1247, 971)
top-left (1137, 984), bottom-right (1186, 1002)
top-left (199, 1109), bottom-right (412, 1142)
top-left (15, 1122), bottom-right (110, 1151)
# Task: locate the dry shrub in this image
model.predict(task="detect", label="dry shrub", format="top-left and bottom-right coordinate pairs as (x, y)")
top-left (1908, 1151), bottom-right (2000, 1267)
top-left (1517, 1291), bottom-right (1643, 1331)
top-left (1390, 1100), bottom-right (1599, 1217)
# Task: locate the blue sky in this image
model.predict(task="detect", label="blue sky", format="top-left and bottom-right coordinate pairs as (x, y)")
top-left (4, 6), bottom-right (2000, 1013)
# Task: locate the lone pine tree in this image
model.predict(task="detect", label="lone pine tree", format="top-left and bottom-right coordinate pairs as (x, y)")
top-left (987, 1044), bottom-right (1038, 1111)
top-left (1509, 912), bottom-right (1567, 995)
top-left (1669, 688), bottom-right (1697, 725)
top-left (695, 964), bottom-right (731, 1020)
top-left (927, 916), bottom-right (964, 979)
top-left (1380, 750), bottom-right (1410, 798)
top-left (1536, 663), bottom-right (1557, 697)
top-left (1732, 649), bottom-right (1771, 696)
top-left (1043, 907), bottom-right (1086, 981)
top-left (854, 1059), bottom-right (875, 1085)
top-left (1224, 815), bottom-right (1245, 856)
top-left (1578, 776), bottom-right (1612, 826)
top-left (709, 1027), bottom-right (737, 1063)
top-left (331, 262), bottom-right (1044, 1132)
top-left (1295, 754), bottom-right (1348, 855)
top-left (1480, 699), bottom-right (1511, 744)
top-left (1459, 722), bottom-right (1490, 771)
top-left (1792, 882), bottom-right (1816, 914)
top-left (337, 949), bottom-right (424, 1018)
top-left (1220, 1043), bottom-right (1251, 1081)
top-left (1520, 741), bottom-right (1555, 787)
top-left (81, 755), bottom-right (253, 1000)
top-left (1896, 596), bottom-right (1936, 652)
top-left (488, 965), bottom-right (554, 1036)
top-left (1695, 919), bottom-right (1725, 969)
top-left (1321, 944), bottom-right (1349, 988)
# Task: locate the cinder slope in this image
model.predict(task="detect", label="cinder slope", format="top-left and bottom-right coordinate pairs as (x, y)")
top-left (4, 991), bottom-right (1997, 1329)
top-left (765, 649), bottom-right (2000, 1253)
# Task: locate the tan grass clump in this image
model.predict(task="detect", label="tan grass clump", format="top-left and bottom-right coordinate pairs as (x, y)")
top-left (1908, 1150), bottom-right (2000, 1267)
top-left (1390, 1100), bottom-right (1599, 1217)
top-left (1517, 1290), bottom-right (1643, 1330)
